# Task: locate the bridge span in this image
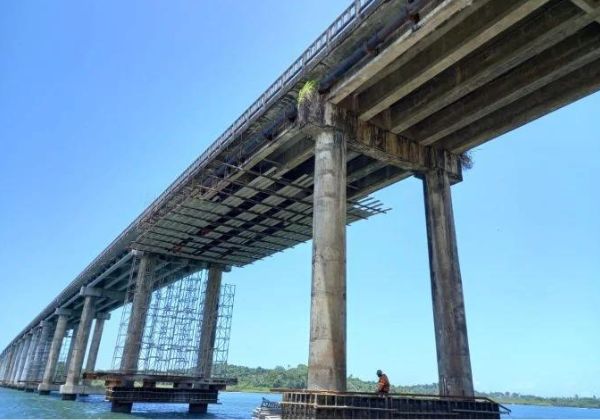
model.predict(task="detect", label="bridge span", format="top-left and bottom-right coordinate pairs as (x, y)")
top-left (1, 0), bottom-right (599, 417)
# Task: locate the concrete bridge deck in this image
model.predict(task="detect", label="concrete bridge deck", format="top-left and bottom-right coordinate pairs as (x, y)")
top-left (1, 0), bottom-right (599, 414)
top-left (5, 0), bottom-right (600, 338)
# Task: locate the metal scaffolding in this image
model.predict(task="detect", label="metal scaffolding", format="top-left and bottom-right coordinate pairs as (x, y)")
top-left (111, 266), bottom-right (235, 378)
top-left (53, 329), bottom-right (73, 383)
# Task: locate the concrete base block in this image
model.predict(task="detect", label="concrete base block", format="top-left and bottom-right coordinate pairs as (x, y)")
top-left (189, 403), bottom-right (208, 414)
top-left (60, 383), bottom-right (97, 396)
top-left (111, 401), bottom-right (133, 414)
top-left (61, 393), bottom-right (77, 401)
top-left (38, 383), bottom-right (60, 393)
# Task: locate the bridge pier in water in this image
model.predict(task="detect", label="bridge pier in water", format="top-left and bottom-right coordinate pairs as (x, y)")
top-left (103, 255), bottom-right (232, 414)
top-left (38, 308), bottom-right (70, 394)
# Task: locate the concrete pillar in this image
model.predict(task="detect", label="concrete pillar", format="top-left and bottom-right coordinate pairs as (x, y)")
top-left (20, 328), bottom-right (41, 389)
top-left (0, 347), bottom-right (14, 382)
top-left (196, 266), bottom-right (222, 379)
top-left (120, 253), bottom-right (157, 374)
top-left (7, 341), bottom-right (24, 385)
top-left (29, 321), bottom-right (54, 383)
top-left (423, 168), bottom-right (474, 397)
top-left (190, 266), bottom-right (223, 414)
top-left (38, 309), bottom-right (70, 394)
top-left (0, 348), bottom-right (13, 382)
top-left (84, 312), bottom-right (110, 374)
top-left (14, 334), bottom-right (32, 387)
top-left (112, 253), bottom-right (157, 414)
top-left (61, 326), bottom-right (77, 382)
top-left (60, 294), bottom-right (96, 400)
top-left (307, 125), bottom-right (347, 392)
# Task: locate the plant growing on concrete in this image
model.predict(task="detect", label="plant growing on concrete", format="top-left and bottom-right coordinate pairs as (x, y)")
top-left (297, 79), bottom-right (318, 105)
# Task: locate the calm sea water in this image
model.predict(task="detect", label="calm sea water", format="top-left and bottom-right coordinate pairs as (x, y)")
top-left (1, 387), bottom-right (599, 419)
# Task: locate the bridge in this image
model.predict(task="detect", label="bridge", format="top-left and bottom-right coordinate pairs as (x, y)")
top-left (1, 0), bottom-right (599, 417)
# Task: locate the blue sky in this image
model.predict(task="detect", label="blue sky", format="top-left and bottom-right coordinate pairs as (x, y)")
top-left (0, 0), bottom-right (598, 398)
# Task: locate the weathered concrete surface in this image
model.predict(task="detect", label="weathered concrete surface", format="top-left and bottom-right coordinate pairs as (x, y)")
top-left (61, 294), bottom-right (96, 398)
top-left (8, 340), bottom-right (24, 385)
top-left (120, 253), bottom-right (157, 374)
top-left (38, 310), bottom-right (70, 393)
top-left (423, 168), bottom-right (473, 397)
top-left (307, 103), bottom-right (347, 392)
top-left (84, 313), bottom-right (110, 374)
top-left (20, 327), bottom-right (40, 384)
top-left (196, 266), bottom-right (223, 379)
top-left (14, 333), bottom-right (32, 386)
top-left (30, 321), bottom-right (54, 383)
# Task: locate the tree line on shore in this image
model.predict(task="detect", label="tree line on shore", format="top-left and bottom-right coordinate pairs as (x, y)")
top-left (224, 364), bottom-right (599, 409)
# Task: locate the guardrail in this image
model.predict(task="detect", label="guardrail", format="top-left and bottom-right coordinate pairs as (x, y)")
top-left (5, 0), bottom-right (383, 349)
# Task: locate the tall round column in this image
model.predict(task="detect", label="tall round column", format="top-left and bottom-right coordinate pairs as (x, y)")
top-left (307, 124), bottom-right (347, 392)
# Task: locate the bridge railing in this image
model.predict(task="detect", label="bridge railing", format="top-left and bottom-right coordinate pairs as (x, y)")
top-left (5, 0), bottom-right (383, 348)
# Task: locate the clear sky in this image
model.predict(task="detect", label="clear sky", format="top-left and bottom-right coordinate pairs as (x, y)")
top-left (0, 0), bottom-right (598, 399)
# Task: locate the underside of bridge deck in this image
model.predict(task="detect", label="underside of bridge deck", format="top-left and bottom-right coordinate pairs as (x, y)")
top-left (2, 0), bottom-right (600, 416)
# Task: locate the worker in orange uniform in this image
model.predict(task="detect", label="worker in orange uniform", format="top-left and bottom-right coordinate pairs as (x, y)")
top-left (376, 369), bottom-right (390, 395)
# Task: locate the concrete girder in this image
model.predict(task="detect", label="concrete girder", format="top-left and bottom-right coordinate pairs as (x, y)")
top-left (438, 56), bottom-right (600, 153)
top-left (355, 0), bottom-right (550, 120)
top-left (328, 0), bottom-right (488, 104)
top-left (390, 0), bottom-right (596, 134)
top-left (409, 26), bottom-right (600, 145)
top-left (570, 0), bottom-right (600, 22)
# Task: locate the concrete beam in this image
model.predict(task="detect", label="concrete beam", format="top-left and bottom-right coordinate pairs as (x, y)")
top-left (438, 56), bottom-right (600, 153)
top-left (79, 286), bottom-right (126, 302)
top-left (300, 101), bottom-right (462, 181)
top-left (411, 27), bottom-right (600, 145)
top-left (356, 0), bottom-right (550, 120)
top-left (570, 0), bottom-right (600, 22)
top-left (390, 1), bottom-right (596, 134)
top-left (328, 0), bottom-right (486, 104)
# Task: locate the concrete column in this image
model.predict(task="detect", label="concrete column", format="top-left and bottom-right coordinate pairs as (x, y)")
top-left (84, 312), bottom-right (110, 374)
top-left (423, 168), bottom-right (474, 397)
top-left (111, 253), bottom-right (157, 414)
top-left (14, 334), bottom-right (32, 387)
top-left (120, 253), bottom-right (157, 374)
top-left (189, 266), bottom-right (223, 414)
top-left (60, 295), bottom-right (96, 400)
top-left (7, 341), bottom-right (24, 385)
top-left (0, 348), bottom-right (13, 382)
top-left (20, 328), bottom-right (41, 389)
top-left (196, 266), bottom-right (223, 379)
top-left (30, 321), bottom-right (54, 383)
top-left (63, 325), bottom-right (78, 378)
top-left (307, 125), bottom-right (347, 392)
top-left (0, 347), bottom-right (13, 382)
top-left (38, 309), bottom-right (70, 394)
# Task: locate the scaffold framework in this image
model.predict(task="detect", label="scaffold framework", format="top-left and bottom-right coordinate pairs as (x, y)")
top-left (53, 329), bottom-right (73, 383)
top-left (111, 260), bottom-right (235, 379)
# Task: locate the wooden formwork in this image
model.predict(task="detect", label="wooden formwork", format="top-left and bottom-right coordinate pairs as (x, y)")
top-left (279, 390), bottom-right (505, 419)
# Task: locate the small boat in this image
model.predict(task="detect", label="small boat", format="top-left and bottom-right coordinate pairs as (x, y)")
top-left (252, 397), bottom-right (282, 419)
